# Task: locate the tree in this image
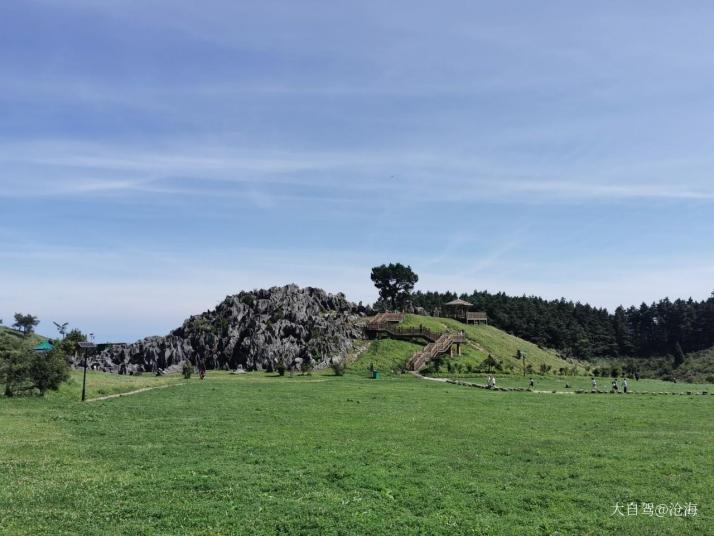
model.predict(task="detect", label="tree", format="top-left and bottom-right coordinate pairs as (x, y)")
top-left (673, 341), bottom-right (686, 369)
top-left (517, 349), bottom-right (527, 376)
top-left (0, 334), bottom-right (31, 396)
top-left (482, 354), bottom-right (499, 373)
top-left (13, 313), bottom-right (39, 336)
top-left (28, 348), bottom-right (70, 395)
top-left (56, 329), bottom-right (87, 357)
top-left (370, 263), bottom-right (419, 310)
top-left (0, 334), bottom-right (69, 396)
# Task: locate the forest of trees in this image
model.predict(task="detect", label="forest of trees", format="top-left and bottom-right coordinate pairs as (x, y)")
top-left (407, 290), bottom-right (714, 360)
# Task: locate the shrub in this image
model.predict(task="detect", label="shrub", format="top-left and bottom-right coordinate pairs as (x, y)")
top-left (1, 337), bottom-right (69, 396)
top-left (331, 360), bottom-right (345, 376)
top-left (29, 348), bottom-right (70, 395)
top-left (182, 361), bottom-right (193, 379)
top-left (300, 359), bottom-right (314, 375)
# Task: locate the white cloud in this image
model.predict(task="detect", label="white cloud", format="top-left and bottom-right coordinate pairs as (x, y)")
top-left (3, 140), bottom-right (714, 204)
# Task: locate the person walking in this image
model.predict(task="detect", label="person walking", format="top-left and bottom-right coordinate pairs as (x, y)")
top-left (591, 377), bottom-right (597, 392)
top-left (623, 378), bottom-right (628, 393)
top-left (529, 378), bottom-right (535, 389)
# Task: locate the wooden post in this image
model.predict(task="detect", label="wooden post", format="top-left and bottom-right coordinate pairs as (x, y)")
top-left (81, 351), bottom-right (88, 402)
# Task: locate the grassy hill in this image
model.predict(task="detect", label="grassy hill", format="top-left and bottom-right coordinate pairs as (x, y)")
top-left (355, 314), bottom-right (585, 375)
top-left (0, 325), bottom-right (48, 347)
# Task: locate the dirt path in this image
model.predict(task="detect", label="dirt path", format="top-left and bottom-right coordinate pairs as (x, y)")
top-left (85, 382), bottom-right (186, 402)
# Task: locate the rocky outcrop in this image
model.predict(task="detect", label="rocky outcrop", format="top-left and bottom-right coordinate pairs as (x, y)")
top-left (94, 285), bottom-right (361, 374)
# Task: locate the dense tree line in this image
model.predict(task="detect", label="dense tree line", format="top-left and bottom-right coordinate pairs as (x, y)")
top-left (407, 290), bottom-right (714, 360)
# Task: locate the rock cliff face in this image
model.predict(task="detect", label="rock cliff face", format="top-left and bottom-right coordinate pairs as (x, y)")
top-left (94, 285), bottom-right (361, 374)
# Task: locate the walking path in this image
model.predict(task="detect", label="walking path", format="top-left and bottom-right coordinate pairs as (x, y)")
top-left (85, 382), bottom-right (186, 402)
top-left (413, 373), bottom-right (710, 396)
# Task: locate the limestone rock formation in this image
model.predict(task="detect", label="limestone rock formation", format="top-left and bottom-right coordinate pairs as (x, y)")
top-left (94, 285), bottom-right (361, 374)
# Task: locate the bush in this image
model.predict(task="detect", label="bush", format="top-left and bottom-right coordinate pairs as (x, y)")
top-left (300, 359), bottom-right (314, 375)
top-left (182, 361), bottom-right (193, 379)
top-left (1, 336), bottom-right (69, 396)
top-left (29, 349), bottom-right (70, 395)
top-left (331, 360), bottom-right (345, 376)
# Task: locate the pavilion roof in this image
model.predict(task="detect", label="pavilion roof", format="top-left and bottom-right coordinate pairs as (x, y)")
top-left (444, 298), bottom-right (473, 307)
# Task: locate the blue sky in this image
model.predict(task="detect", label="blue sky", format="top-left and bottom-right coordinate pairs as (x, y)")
top-left (2, 1), bottom-right (714, 341)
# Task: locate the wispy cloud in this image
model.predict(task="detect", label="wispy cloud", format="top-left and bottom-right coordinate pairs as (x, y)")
top-left (3, 141), bottom-right (714, 204)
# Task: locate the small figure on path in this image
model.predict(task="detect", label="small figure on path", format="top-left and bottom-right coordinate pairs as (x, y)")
top-left (529, 378), bottom-right (535, 389)
top-left (591, 378), bottom-right (597, 392)
top-left (634, 371), bottom-right (640, 381)
top-left (198, 359), bottom-right (206, 380)
top-left (623, 378), bottom-right (628, 393)
top-left (611, 379), bottom-right (618, 392)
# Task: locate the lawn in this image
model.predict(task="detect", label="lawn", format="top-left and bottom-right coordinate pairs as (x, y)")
top-left (0, 372), bottom-right (711, 535)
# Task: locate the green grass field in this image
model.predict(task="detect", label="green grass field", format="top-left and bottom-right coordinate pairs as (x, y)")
top-left (1, 370), bottom-right (711, 535)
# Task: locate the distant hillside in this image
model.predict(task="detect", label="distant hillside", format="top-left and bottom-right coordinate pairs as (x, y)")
top-left (353, 314), bottom-right (584, 375)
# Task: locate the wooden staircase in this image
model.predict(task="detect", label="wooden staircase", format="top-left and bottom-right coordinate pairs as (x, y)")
top-left (365, 314), bottom-right (465, 372)
top-left (407, 332), bottom-right (464, 372)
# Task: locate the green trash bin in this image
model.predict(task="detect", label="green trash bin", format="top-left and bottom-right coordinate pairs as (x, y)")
top-left (372, 371), bottom-right (380, 379)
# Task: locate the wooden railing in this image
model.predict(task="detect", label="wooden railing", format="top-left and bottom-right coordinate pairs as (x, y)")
top-left (365, 315), bottom-right (466, 372)
top-left (365, 323), bottom-right (444, 343)
top-left (407, 332), bottom-right (463, 371)
top-left (369, 312), bottom-right (405, 324)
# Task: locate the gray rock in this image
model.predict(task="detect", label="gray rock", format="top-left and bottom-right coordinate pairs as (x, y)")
top-left (95, 285), bottom-right (360, 373)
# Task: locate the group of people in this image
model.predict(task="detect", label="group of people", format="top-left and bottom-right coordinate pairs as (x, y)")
top-left (591, 377), bottom-right (628, 393)
top-left (484, 375), bottom-right (632, 393)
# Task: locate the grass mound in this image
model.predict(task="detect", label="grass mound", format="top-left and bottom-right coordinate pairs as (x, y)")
top-left (399, 314), bottom-right (583, 373)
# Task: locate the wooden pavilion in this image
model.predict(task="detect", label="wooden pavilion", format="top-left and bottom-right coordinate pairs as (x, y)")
top-left (441, 298), bottom-right (489, 325)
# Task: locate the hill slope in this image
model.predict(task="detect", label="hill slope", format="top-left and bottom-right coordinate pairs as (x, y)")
top-left (0, 326), bottom-right (48, 348)
top-left (355, 314), bottom-right (583, 374)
